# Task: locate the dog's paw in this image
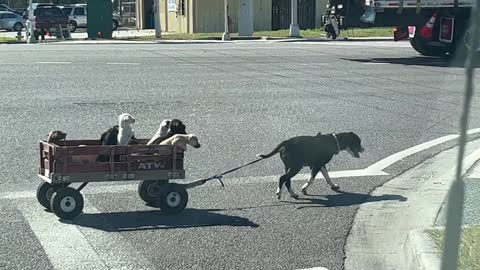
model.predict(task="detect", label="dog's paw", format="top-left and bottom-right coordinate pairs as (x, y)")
top-left (256, 154), bottom-right (264, 159)
top-left (330, 184), bottom-right (340, 191)
top-left (290, 193), bottom-right (299, 199)
top-left (301, 188), bottom-right (308, 196)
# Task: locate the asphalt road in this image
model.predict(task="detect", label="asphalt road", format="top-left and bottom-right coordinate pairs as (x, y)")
top-left (0, 40), bottom-right (479, 270)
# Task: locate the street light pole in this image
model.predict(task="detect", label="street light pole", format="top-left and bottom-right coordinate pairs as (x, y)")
top-left (154, 0), bottom-right (161, 38)
top-left (289, 0), bottom-right (300, 37)
top-left (222, 0), bottom-right (231, 41)
top-left (27, 0), bottom-right (36, 43)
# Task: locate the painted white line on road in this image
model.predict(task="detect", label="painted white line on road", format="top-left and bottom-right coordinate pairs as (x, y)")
top-left (297, 267), bottom-right (328, 270)
top-left (366, 134), bottom-right (460, 172)
top-left (0, 169), bottom-right (388, 200)
top-left (362, 62), bottom-right (388, 65)
top-left (36, 62), bottom-right (72, 64)
top-left (19, 198), bottom-right (155, 270)
top-left (106, 62), bottom-right (140, 65)
top-left (19, 198), bottom-right (107, 270)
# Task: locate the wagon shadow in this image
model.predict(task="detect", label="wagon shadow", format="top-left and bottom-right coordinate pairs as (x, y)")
top-left (293, 190), bottom-right (407, 209)
top-left (67, 208), bottom-right (259, 232)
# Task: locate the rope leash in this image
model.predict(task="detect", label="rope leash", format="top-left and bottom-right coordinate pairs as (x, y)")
top-left (195, 158), bottom-right (264, 187)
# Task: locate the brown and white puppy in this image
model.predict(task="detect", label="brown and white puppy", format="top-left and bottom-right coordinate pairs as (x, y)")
top-left (159, 134), bottom-right (201, 151)
top-left (149, 119), bottom-right (187, 145)
top-left (46, 130), bottom-right (67, 145)
top-left (258, 132), bottom-right (364, 199)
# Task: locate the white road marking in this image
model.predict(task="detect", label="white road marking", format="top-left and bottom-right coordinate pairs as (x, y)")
top-left (297, 267), bottom-right (328, 270)
top-left (362, 62), bottom-right (388, 65)
top-left (106, 62), bottom-right (140, 65)
top-left (366, 133), bottom-right (463, 172)
top-left (36, 62), bottom-right (71, 64)
top-left (19, 198), bottom-right (107, 270)
top-left (18, 198), bottom-right (155, 270)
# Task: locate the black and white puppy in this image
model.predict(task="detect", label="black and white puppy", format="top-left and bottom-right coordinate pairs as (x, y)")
top-left (148, 119), bottom-right (187, 145)
top-left (96, 125), bottom-right (119, 162)
top-left (258, 132), bottom-right (365, 199)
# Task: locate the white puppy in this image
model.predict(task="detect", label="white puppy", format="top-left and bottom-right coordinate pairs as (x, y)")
top-left (117, 113), bottom-right (135, 145)
top-left (147, 119), bottom-right (170, 145)
top-left (159, 134), bottom-right (201, 151)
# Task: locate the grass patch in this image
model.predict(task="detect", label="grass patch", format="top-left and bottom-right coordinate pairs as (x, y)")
top-left (0, 36), bottom-right (25, 44)
top-left (126, 27), bottom-right (393, 41)
top-left (427, 225), bottom-right (480, 270)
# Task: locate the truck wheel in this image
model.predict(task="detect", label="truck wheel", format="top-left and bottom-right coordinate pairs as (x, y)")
top-left (410, 36), bottom-right (447, 56)
top-left (157, 183), bottom-right (188, 214)
top-left (138, 180), bottom-right (167, 205)
top-left (113, 20), bottom-right (119, 31)
top-left (50, 187), bottom-right (84, 220)
top-left (69, 21), bottom-right (77, 32)
top-left (36, 182), bottom-right (56, 209)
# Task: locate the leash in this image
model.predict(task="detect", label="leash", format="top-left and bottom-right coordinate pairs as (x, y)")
top-left (190, 158), bottom-right (264, 188)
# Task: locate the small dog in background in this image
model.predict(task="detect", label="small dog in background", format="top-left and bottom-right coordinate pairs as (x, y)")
top-left (258, 132), bottom-right (364, 199)
top-left (117, 113), bottom-right (136, 145)
top-left (46, 130), bottom-right (67, 145)
top-left (159, 134), bottom-right (201, 151)
top-left (148, 119), bottom-right (187, 145)
top-left (147, 119), bottom-right (170, 145)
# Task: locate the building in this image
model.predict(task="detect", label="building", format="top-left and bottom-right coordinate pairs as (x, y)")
top-left (135, 0), bottom-right (328, 33)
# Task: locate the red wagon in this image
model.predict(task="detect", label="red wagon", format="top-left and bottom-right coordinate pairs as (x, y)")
top-left (37, 138), bottom-right (205, 220)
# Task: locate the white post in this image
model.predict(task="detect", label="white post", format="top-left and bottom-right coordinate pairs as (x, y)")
top-left (154, 0), bottom-right (161, 38)
top-left (289, 0), bottom-right (300, 37)
top-left (27, 0), bottom-right (36, 43)
top-left (222, 0), bottom-right (231, 41)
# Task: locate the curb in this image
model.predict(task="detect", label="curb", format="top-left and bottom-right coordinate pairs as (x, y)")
top-left (404, 228), bottom-right (441, 270)
top-left (344, 138), bottom-right (480, 270)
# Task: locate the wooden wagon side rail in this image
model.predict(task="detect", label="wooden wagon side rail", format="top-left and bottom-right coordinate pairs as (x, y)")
top-left (38, 140), bottom-right (185, 184)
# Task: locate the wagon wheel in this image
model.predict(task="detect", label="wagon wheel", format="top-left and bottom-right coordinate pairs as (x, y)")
top-left (37, 182), bottom-right (56, 209)
top-left (50, 187), bottom-right (84, 220)
top-left (157, 183), bottom-right (188, 214)
top-left (138, 180), bottom-right (167, 206)
top-left (36, 182), bottom-right (68, 210)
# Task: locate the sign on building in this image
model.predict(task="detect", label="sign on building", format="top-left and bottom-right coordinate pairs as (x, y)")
top-left (168, 0), bottom-right (176, 11)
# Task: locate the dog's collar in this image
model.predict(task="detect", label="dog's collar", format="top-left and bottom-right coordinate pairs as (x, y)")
top-left (332, 133), bottom-right (340, 154)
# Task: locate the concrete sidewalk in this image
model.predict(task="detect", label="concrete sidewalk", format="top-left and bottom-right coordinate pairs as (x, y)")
top-left (344, 138), bottom-right (480, 270)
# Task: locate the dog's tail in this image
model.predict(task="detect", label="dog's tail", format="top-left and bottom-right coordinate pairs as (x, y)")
top-left (257, 141), bottom-right (286, 159)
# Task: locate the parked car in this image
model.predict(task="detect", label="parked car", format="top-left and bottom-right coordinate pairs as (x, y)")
top-left (61, 4), bottom-right (122, 32)
top-left (24, 6), bottom-right (69, 40)
top-left (0, 4), bottom-right (22, 15)
top-left (0, 11), bottom-right (25, 32)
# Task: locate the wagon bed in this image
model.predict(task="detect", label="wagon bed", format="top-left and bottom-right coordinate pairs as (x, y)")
top-left (39, 139), bottom-right (185, 183)
top-left (37, 139), bottom-right (193, 220)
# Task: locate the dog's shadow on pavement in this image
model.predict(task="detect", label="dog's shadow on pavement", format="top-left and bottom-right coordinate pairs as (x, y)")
top-left (66, 208), bottom-right (259, 232)
top-left (292, 190), bottom-right (407, 209)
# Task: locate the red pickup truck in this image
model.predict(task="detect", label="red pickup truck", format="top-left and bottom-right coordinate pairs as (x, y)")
top-left (24, 6), bottom-right (69, 40)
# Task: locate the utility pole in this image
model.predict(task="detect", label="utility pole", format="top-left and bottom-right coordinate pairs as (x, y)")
top-left (222, 0), bottom-right (231, 41)
top-left (154, 0), bottom-right (161, 38)
top-left (289, 0), bottom-right (300, 37)
top-left (27, 0), bottom-right (36, 43)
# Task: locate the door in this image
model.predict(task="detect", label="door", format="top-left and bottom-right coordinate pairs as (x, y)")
top-left (272, 0), bottom-right (290, 31)
top-left (272, 0), bottom-right (316, 30)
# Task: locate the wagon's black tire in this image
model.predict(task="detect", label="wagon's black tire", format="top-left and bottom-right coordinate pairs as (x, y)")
top-left (157, 183), bottom-right (188, 214)
top-left (36, 182), bottom-right (56, 209)
top-left (138, 180), bottom-right (167, 205)
top-left (50, 187), bottom-right (84, 220)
